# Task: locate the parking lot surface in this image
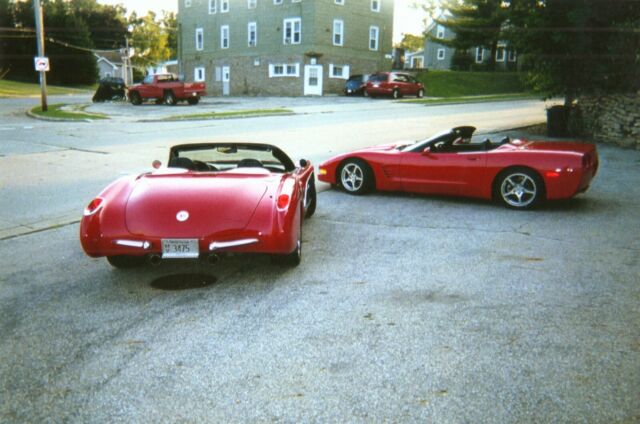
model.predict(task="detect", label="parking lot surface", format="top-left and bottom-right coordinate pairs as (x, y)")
top-left (1, 137), bottom-right (638, 422)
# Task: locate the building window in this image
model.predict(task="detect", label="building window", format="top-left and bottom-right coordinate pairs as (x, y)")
top-left (283, 18), bottom-right (301, 44)
top-left (335, 0), bottom-right (344, 4)
top-left (248, 0), bottom-right (256, 8)
top-left (475, 47), bottom-right (483, 63)
top-left (208, 0), bottom-right (216, 13)
top-left (221, 0), bottom-right (229, 12)
top-left (437, 48), bottom-right (445, 60)
top-left (195, 28), bottom-right (203, 51)
top-left (496, 46), bottom-right (506, 62)
top-left (329, 64), bottom-right (350, 79)
top-left (220, 25), bottom-right (229, 49)
top-left (274, 0), bottom-right (282, 4)
top-left (333, 19), bottom-right (343, 46)
top-left (437, 25), bottom-right (445, 39)
top-left (371, 0), bottom-right (380, 12)
top-left (248, 22), bottom-right (257, 46)
top-left (194, 67), bottom-right (205, 82)
top-left (185, 0), bottom-right (191, 7)
top-left (369, 26), bottom-right (379, 50)
top-left (269, 63), bottom-right (300, 77)
top-left (508, 50), bottom-right (517, 62)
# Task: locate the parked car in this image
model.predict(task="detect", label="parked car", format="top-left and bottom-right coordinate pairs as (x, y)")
top-left (127, 73), bottom-right (206, 106)
top-left (318, 126), bottom-right (599, 209)
top-left (80, 143), bottom-right (316, 268)
top-left (92, 77), bottom-right (126, 102)
top-left (344, 74), bottom-right (369, 96)
top-left (364, 72), bottom-right (425, 99)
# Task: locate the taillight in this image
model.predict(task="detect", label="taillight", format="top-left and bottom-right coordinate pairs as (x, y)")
top-left (84, 197), bottom-right (104, 216)
top-left (277, 194), bottom-right (290, 209)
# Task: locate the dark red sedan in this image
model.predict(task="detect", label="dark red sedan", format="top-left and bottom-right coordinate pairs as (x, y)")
top-left (364, 72), bottom-right (425, 99)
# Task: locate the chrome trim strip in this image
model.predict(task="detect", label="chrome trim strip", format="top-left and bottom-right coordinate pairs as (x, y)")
top-left (209, 238), bottom-right (258, 251)
top-left (115, 240), bottom-right (151, 249)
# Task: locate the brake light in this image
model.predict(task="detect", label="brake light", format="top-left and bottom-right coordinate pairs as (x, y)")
top-left (277, 194), bottom-right (290, 209)
top-left (84, 197), bottom-right (104, 216)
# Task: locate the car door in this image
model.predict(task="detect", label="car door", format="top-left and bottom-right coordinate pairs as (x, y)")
top-left (399, 147), bottom-right (486, 196)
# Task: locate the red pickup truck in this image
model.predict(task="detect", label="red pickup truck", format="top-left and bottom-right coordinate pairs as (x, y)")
top-left (128, 74), bottom-right (206, 106)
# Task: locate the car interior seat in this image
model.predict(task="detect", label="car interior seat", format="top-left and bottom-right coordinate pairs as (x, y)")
top-left (168, 157), bottom-right (196, 170)
top-left (236, 158), bottom-right (263, 168)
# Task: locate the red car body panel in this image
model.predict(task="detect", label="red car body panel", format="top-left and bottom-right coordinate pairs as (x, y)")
top-left (318, 135), bottom-right (598, 203)
top-left (365, 72), bottom-right (424, 97)
top-left (128, 74), bottom-right (206, 102)
top-left (80, 145), bottom-right (313, 260)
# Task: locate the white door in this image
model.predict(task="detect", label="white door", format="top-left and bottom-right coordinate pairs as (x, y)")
top-left (222, 66), bottom-right (230, 96)
top-left (304, 65), bottom-right (323, 96)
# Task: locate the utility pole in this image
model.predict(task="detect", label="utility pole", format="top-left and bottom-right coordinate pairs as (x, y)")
top-left (34, 0), bottom-right (48, 112)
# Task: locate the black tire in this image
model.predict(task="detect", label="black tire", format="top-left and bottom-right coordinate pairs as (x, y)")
top-left (187, 97), bottom-right (200, 105)
top-left (338, 158), bottom-right (374, 195)
top-left (129, 91), bottom-right (142, 105)
top-left (154, 99), bottom-right (163, 105)
top-left (106, 255), bottom-right (146, 268)
top-left (392, 89), bottom-right (400, 99)
top-left (164, 90), bottom-right (177, 106)
top-left (494, 167), bottom-right (545, 210)
top-left (417, 89), bottom-right (424, 98)
top-left (364, 89), bottom-right (370, 97)
top-left (304, 176), bottom-right (317, 218)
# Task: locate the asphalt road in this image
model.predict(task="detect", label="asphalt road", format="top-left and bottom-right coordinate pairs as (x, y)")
top-left (0, 97), bottom-right (638, 422)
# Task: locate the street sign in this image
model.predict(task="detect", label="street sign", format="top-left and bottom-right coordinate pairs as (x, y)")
top-left (34, 56), bottom-right (50, 72)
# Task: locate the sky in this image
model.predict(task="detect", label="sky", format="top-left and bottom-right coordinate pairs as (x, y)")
top-left (97, 0), bottom-right (428, 42)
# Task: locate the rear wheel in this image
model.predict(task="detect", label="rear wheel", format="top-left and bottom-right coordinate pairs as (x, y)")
top-left (364, 89), bottom-right (370, 97)
top-left (164, 90), bottom-right (177, 106)
top-left (187, 96), bottom-right (200, 105)
top-left (304, 177), bottom-right (317, 218)
top-left (392, 89), bottom-right (400, 99)
top-left (271, 220), bottom-right (302, 266)
top-left (338, 158), bottom-right (374, 195)
top-left (495, 167), bottom-right (544, 209)
top-left (417, 89), bottom-right (424, 98)
top-left (129, 91), bottom-right (142, 105)
top-left (106, 255), bottom-right (146, 268)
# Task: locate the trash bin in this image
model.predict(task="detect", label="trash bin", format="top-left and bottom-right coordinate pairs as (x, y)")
top-left (547, 105), bottom-right (568, 137)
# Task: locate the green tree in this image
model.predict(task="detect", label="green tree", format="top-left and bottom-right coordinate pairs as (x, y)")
top-left (396, 33), bottom-right (425, 52)
top-left (128, 11), bottom-right (171, 71)
top-left (426, 0), bottom-right (510, 70)
top-left (68, 0), bottom-right (129, 50)
top-left (162, 11), bottom-right (178, 59)
top-left (508, 0), bottom-right (640, 106)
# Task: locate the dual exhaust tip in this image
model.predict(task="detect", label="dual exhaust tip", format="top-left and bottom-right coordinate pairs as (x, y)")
top-left (147, 253), bottom-right (220, 266)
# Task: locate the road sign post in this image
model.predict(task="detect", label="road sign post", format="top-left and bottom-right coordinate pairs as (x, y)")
top-left (34, 0), bottom-right (48, 112)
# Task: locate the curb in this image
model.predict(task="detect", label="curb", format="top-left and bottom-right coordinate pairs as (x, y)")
top-left (26, 109), bottom-right (94, 123)
top-left (137, 111), bottom-right (296, 123)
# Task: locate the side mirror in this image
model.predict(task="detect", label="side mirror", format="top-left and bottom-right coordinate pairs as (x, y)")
top-left (421, 147), bottom-right (432, 155)
top-left (299, 159), bottom-right (309, 168)
top-left (152, 160), bottom-right (162, 169)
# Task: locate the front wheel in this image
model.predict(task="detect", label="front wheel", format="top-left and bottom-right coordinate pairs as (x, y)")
top-left (392, 89), bottom-right (400, 99)
top-left (187, 96), bottom-right (200, 105)
top-left (496, 168), bottom-right (544, 209)
top-left (417, 89), bottom-right (424, 98)
top-left (129, 92), bottom-right (142, 105)
top-left (164, 91), bottom-right (177, 106)
top-left (106, 255), bottom-right (146, 268)
top-left (338, 159), bottom-right (374, 195)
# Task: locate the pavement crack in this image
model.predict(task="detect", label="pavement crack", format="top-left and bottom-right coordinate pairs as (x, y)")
top-left (0, 220), bottom-right (80, 241)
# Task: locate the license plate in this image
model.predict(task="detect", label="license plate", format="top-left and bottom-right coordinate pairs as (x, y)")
top-left (162, 239), bottom-right (199, 258)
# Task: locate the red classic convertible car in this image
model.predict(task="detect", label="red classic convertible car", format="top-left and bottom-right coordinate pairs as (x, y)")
top-left (80, 143), bottom-right (316, 268)
top-left (318, 126), bottom-right (598, 209)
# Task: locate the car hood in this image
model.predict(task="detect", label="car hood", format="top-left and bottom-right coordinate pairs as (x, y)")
top-left (124, 173), bottom-right (269, 237)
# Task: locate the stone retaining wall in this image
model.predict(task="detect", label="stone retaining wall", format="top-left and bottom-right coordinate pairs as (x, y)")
top-left (576, 93), bottom-right (640, 150)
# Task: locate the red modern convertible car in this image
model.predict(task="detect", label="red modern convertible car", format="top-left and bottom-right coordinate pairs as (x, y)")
top-left (80, 143), bottom-right (316, 268)
top-left (318, 126), bottom-right (598, 209)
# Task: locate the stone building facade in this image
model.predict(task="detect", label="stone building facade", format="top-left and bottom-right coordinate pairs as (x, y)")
top-left (576, 93), bottom-right (640, 150)
top-left (178, 0), bottom-right (394, 96)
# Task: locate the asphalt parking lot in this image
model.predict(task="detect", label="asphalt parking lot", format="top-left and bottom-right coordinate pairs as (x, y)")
top-left (1, 133), bottom-right (638, 422)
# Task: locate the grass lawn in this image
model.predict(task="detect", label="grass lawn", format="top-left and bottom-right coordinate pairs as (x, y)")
top-left (0, 79), bottom-right (93, 98)
top-left (30, 103), bottom-right (108, 120)
top-left (402, 92), bottom-right (541, 105)
top-left (414, 71), bottom-right (528, 98)
top-left (164, 109), bottom-right (294, 121)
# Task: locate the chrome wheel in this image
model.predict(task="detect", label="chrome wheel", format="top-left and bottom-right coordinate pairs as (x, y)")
top-left (500, 172), bottom-right (538, 208)
top-left (340, 163), bottom-right (364, 193)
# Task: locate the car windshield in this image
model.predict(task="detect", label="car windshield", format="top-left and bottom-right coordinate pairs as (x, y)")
top-left (399, 129), bottom-right (455, 151)
top-left (172, 145), bottom-right (290, 172)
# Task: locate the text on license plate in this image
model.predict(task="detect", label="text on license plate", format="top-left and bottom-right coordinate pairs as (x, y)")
top-left (162, 239), bottom-right (199, 258)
